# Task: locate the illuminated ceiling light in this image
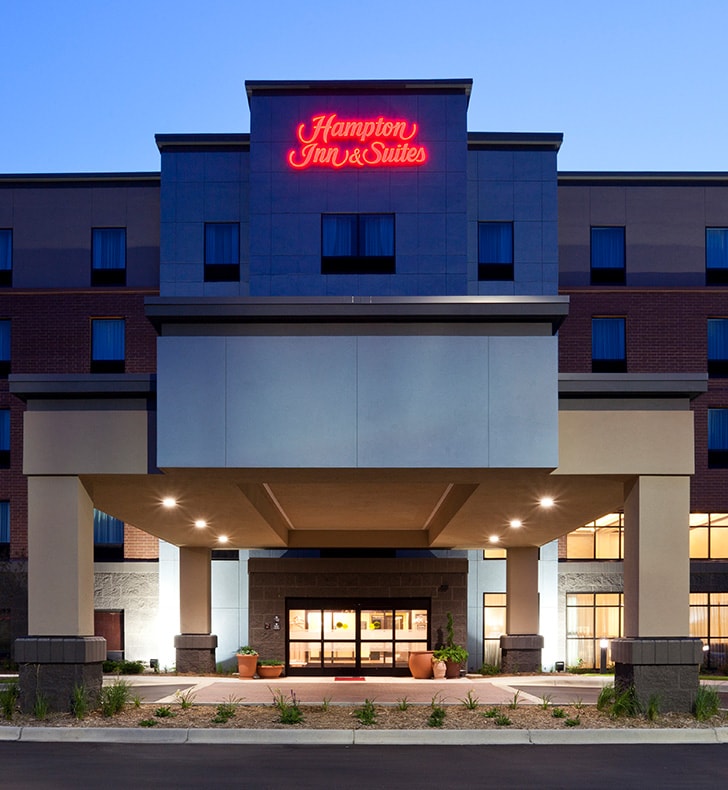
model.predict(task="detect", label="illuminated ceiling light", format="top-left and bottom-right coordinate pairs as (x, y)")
top-left (488, 535), bottom-right (500, 544)
top-left (218, 535), bottom-right (229, 544)
top-left (194, 519), bottom-right (207, 529)
top-left (162, 497), bottom-right (177, 509)
top-left (539, 496), bottom-right (555, 508)
top-left (509, 519), bottom-right (523, 529)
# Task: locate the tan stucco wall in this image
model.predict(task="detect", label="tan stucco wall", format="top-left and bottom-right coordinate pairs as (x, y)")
top-left (506, 547), bottom-right (540, 634)
top-left (28, 476), bottom-right (95, 636)
top-left (23, 409), bottom-right (149, 475)
top-left (557, 410), bottom-right (694, 476)
top-left (179, 547), bottom-right (212, 634)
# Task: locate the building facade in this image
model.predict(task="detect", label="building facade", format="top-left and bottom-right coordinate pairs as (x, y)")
top-left (0, 79), bottom-right (722, 712)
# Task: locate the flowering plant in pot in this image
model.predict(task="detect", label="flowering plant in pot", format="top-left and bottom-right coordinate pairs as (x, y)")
top-left (256, 659), bottom-right (284, 679)
top-left (236, 646), bottom-right (258, 679)
top-left (434, 612), bottom-right (468, 678)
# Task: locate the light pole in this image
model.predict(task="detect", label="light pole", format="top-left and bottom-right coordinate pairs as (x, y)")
top-left (599, 639), bottom-right (609, 673)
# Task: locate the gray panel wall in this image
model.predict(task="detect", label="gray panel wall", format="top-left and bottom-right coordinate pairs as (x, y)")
top-left (157, 333), bottom-right (558, 469)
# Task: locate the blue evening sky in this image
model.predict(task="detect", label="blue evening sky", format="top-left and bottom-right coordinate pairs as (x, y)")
top-left (1, 0), bottom-right (726, 174)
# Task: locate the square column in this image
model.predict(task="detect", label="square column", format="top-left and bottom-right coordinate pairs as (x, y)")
top-left (500, 546), bottom-right (544, 672)
top-left (15, 476), bottom-right (104, 712)
top-left (612, 476), bottom-right (703, 712)
top-left (174, 546), bottom-right (217, 673)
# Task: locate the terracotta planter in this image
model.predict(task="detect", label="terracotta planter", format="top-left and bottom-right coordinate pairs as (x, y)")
top-left (445, 659), bottom-right (461, 679)
top-left (408, 650), bottom-right (434, 679)
top-left (237, 653), bottom-right (258, 678)
top-left (257, 664), bottom-right (284, 679)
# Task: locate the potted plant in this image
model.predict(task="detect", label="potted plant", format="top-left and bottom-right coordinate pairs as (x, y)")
top-left (256, 659), bottom-right (284, 679)
top-left (236, 646), bottom-right (258, 679)
top-left (432, 655), bottom-right (447, 679)
top-left (434, 612), bottom-right (468, 678)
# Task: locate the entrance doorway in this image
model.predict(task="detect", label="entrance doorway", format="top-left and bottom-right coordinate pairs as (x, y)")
top-left (286, 598), bottom-right (430, 676)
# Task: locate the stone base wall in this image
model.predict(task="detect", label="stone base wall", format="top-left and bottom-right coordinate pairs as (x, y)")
top-left (174, 634), bottom-right (218, 673)
top-left (0, 561), bottom-right (28, 664)
top-left (248, 557), bottom-right (468, 669)
top-left (500, 634), bottom-right (544, 673)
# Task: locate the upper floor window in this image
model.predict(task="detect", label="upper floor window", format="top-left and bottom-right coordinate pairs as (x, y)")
top-left (708, 408), bottom-right (728, 468)
top-left (478, 222), bottom-right (513, 281)
top-left (566, 513), bottom-right (624, 560)
top-left (0, 409), bottom-right (9, 469)
top-left (322, 214), bottom-right (395, 274)
top-left (0, 501), bottom-right (8, 543)
top-left (706, 228), bottom-right (728, 285)
top-left (590, 227), bottom-right (625, 285)
top-left (92, 228), bottom-right (126, 286)
top-left (0, 320), bottom-right (10, 377)
top-left (591, 317), bottom-right (626, 372)
top-left (708, 318), bottom-right (728, 376)
top-left (91, 318), bottom-right (125, 373)
top-left (94, 508), bottom-right (124, 562)
top-left (205, 223), bottom-right (240, 282)
top-left (0, 230), bottom-right (11, 287)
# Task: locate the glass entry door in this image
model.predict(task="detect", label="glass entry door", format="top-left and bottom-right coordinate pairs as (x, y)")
top-left (287, 598), bottom-right (430, 676)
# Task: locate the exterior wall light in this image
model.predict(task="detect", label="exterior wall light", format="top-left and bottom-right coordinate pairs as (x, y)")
top-left (509, 519), bottom-right (522, 528)
top-left (218, 535), bottom-right (229, 543)
top-left (539, 497), bottom-right (555, 508)
top-left (194, 519), bottom-right (207, 528)
top-left (488, 535), bottom-right (500, 544)
top-left (162, 497), bottom-right (177, 508)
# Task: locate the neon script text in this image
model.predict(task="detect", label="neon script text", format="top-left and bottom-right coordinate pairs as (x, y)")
top-left (287, 113), bottom-right (428, 169)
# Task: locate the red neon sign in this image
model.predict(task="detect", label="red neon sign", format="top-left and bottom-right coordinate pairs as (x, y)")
top-left (287, 113), bottom-right (428, 169)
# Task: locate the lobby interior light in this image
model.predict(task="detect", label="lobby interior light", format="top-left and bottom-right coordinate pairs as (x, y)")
top-left (162, 497), bottom-right (177, 509)
top-left (509, 519), bottom-right (523, 528)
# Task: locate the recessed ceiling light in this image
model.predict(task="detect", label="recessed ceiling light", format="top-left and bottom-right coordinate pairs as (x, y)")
top-left (162, 497), bottom-right (177, 508)
top-left (218, 535), bottom-right (229, 544)
top-left (540, 496), bottom-right (555, 508)
top-left (488, 535), bottom-right (500, 544)
top-left (194, 519), bottom-right (207, 529)
top-left (509, 519), bottom-right (522, 528)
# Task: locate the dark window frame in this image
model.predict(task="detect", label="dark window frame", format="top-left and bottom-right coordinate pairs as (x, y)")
top-left (204, 222), bottom-right (240, 282)
top-left (0, 229), bottom-right (12, 288)
top-left (591, 316), bottom-right (627, 373)
top-left (91, 228), bottom-right (127, 286)
top-left (477, 221), bottom-right (514, 281)
top-left (590, 226), bottom-right (626, 285)
top-left (706, 228), bottom-right (728, 285)
top-left (90, 318), bottom-right (126, 374)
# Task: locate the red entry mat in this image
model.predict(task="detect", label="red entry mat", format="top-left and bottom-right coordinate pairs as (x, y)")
top-left (334, 677), bottom-right (366, 681)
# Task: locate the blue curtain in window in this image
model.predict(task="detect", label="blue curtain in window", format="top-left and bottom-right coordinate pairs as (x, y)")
top-left (592, 318), bottom-right (625, 360)
top-left (0, 230), bottom-right (10, 271)
top-left (92, 228), bottom-right (126, 270)
top-left (707, 228), bottom-right (728, 270)
top-left (0, 410), bottom-right (9, 452)
top-left (708, 319), bottom-right (728, 360)
top-left (708, 409), bottom-right (728, 451)
top-left (360, 215), bottom-right (394, 256)
top-left (0, 320), bottom-right (10, 362)
top-left (479, 223), bottom-right (513, 263)
top-left (591, 227), bottom-right (625, 269)
top-left (322, 215), bottom-right (356, 256)
top-left (93, 509), bottom-right (124, 544)
top-left (0, 501), bottom-right (8, 543)
top-left (92, 319), bottom-right (125, 361)
top-left (205, 224), bottom-right (239, 265)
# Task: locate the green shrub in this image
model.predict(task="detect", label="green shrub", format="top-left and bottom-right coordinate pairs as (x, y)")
top-left (596, 684), bottom-right (616, 712)
top-left (646, 694), bottom-right (660, 722)
top-left (478, 663), bottom-right (501, 676)
top-left (396, 696), bottom-right (410, 711)
top-left (99, 679), bottom-right (132, 717)
top-left (494, 713), bottom-right (512, 726)
top-left (611, 685), bottom-right (641, 718)
top-left (139, 718), bottom-right (157, 727)
top-left (483, 707), bottom-right (499, 719)
top-left (212, 702), bottom-right (238, 724)
top-left (551, 707), bottom-right (566, 719)
top-left (71, 684), bottom-right (90, 720)
top-left (693, 684), bottom-right (720, 721)
top-left (175, 688), bottom-right (196, 709)
top-left (459, 690), bottom-right (479, 710)
top-left (564, 716), bottom-right (581, 727)
top-left (33, 692), bottom-right (49, 720)
top-left (427, 706), bottom-right (446, 727)
top-left (154, 705), bottom-right (175, 718)
top-left (0, 682), bottom-right (19, 720)
top-left (354, 698), bottom-right (377, 726)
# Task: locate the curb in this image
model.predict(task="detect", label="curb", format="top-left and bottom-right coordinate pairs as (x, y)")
top-left (2, 726), bottom-right (727, 745)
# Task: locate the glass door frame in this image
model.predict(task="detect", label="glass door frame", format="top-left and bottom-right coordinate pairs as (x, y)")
top-left (286, 597), bottom-right (431, 676)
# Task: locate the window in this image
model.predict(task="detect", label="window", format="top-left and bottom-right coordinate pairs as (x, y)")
top-left (91, 318), bottom-right (125, 373)
top-left (483, 593), bottom-right (506, 667)
top-left (92, 228), bottom-right (126, 286)
top-left (205, 223), bottom-right (240, 282)
top-left (0, 230), bottom-right (11, 287)
top-left (566, 592), bottom-right (623, 669)
top-left (478, 222), bottom-right (513, 281)
top-left (690, 593), bottom-right (728, 670)
top-left (592, 317), bottom-right (626, 372)
top-left (708, 409), bottom-right (728, 468)
top-left (0, 410), bottom-right (9, 469)
top-left (591, 227), bottom-right (625, 285)
top-left (0, 320), bottom-right (10, 376)
top-left (566, 513), bottom-right (624, 560)
top-left (708, 319), bottom-right (728, 376)
top-left (689, 513), bottom-right (728, 559)
top-left (0, 502), bottom-right (8, 560)
top-left (322, 214), bottom-right (395, 274)
top-left (706, 228), bottom-right (728, 285)
top-left (94, 509), bottom-right (124, 562)
top-left (482, 547), bottom-right (507, 559)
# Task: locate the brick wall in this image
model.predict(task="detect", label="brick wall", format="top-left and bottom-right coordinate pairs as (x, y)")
top-left (0, 289), bottom-right (158, 559)
top-left (123, 524), bottom-right (159, 560)
top-left (247, 557), bottom-right (468, 663)
top-left (560, 287), bottom-right (728, 510)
